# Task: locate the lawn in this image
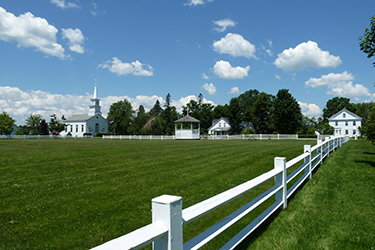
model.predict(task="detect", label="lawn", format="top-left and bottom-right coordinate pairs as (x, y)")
top-left (1, 138), bottom-right (336, 249)
top-left (240, 139), bottom-right (375, 250)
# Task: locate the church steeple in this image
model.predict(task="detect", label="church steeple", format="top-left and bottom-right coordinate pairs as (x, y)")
top-left (89, 80), bottom-right (102, 116)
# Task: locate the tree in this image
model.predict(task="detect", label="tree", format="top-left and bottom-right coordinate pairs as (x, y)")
top-left (274, 89), bottom-right (302, 134)
top-left (161, 93), bottom-right (176, 135)
top-left (359, 15), bottom-right (375, 67)
top-left (107, 99), bottom-right (135, 135)
top-left (131, 105), bottom-right (150, 134)
top-left (322, 97), bottom-right (352, 120)
top-left (25, 114), bottom-right (43, 135)
top-left (252, 92), bottom-right (274, 134)
top-left (39, 119), bottom-right (49, 135)
top-left (48, 114), bottom-right (66, 135)
top-left (0, 111), bottom-right (16, 135)
top-left (228, 97), bottom-right (242, 134)
top-left (149, 100), bottom-right (163, 117)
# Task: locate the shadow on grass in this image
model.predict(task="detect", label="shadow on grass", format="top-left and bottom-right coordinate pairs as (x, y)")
top-left (364, 151), bottom-right (375, 155)
top-left (355, 160), bottom-right (375, 167)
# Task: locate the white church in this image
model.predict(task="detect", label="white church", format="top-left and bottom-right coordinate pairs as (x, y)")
top-left (60, 84), bottom-right (108, 137)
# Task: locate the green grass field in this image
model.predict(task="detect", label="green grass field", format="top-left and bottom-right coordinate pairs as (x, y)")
top-left (1, 139), bottom-right (373, 249)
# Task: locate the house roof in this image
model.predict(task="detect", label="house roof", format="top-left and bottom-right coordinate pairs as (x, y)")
top-left (64, 114), bottom-right (92, 122)
top-left (328, 108), bottom-right (362, 121)
top-left (208, 117), bottom-right (231, 131)
top-left (175, 115), bottom-right (200, 123)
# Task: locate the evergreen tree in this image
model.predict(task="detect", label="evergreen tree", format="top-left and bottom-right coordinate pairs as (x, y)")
top-left (274, 89), bottom-right (302, 134)
top-left (39, 119), bottom-right (49, 135)
top-left (149, 100), bottom-right (163, 117)
top-left (161, 93), bottom-right (175, 135)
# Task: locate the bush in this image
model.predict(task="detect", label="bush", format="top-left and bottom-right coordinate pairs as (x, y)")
top-left (241, 129), bottom-right (254, 134)
top-left (95, 132), bottom-right (113, 137)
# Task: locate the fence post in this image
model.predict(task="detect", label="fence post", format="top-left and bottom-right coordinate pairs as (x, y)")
top-left (325, 137), bottom-right (330, 157)
top-left (140, 135), bottom-right (142, 140)
top-left (274, 157), bottom-right (287, 209)
top-left (260, 134), bottom-right (262, 140)
top-left (318, 140), bottom-right (322, 165)
top-left (152, 195), bottom-right (183, 250)
top-left (304, 145), bottom-right (312, 180)
top-left (150, 135), bottom-right (152, 140)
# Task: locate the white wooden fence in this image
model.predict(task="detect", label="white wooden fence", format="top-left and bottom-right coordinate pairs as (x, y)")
top-left (101, 134), bottom-right (311, 140)
top-left (0, 134), bottom-right (93, 139)
top-left (91, 135), bottom-right (349, 250)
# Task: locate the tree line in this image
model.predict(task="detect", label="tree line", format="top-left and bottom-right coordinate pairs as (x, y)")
top-left (1, 89), bottom-right (374, 141)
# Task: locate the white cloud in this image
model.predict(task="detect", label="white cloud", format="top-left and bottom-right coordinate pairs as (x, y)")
top-left (213, 60), bottom-right (250, 79)
top-left (275, 75), bottom-right (281, 80)
top-left (202, 73), bottom-right (209, 79)
top-left (298, 101), bottom-right (322, 117)
top-left (305, 71), bottom-right (372, 99)
top-left (62, 28), bottom-right (85, 54)
top-left (99, 57), bottom-right (154, 77)
top-left (202, 83), bottom-right (216, 95)
top-left (0, 7), bottom-right (67, 59)
top-left (51, 0), bottom-right (80, 9)
top-left (184, 0), bottom-right (214, 6)
top-left (213, 19), bottom-right (237, 32)
top-left (228, 87), bottom-right (240, 95)
top-left (213, 33), bottom-right (256, 58)
top-left (274, 41), bottom-right (342, 72)
top-left (1, 86), bottom-right (218, 125)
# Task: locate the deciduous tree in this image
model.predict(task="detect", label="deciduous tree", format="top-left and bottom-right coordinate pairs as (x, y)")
top-left (107, 99), bottom-right (135, 135)
top-left (25, 114), bottom-right (43, 135)
top-left (359, 15), bottom-right (375, 67)
top-left (0, 111), bottom-right (16, 135)
top-left (322, 97), bottom-right (353, 120)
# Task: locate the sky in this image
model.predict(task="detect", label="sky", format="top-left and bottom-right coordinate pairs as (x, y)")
top-left (0, 0), bottom-right (374, 125)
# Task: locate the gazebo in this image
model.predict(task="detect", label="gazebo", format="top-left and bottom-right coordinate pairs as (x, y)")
top-left (175, 115), bottom-right (200, 140)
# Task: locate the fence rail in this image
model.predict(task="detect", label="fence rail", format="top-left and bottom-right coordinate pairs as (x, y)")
top-left (0, 134), bottom-right (93, 139)
top-left (91, 135), bottom-right (349, 250)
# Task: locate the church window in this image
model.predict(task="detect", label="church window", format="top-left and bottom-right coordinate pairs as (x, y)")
top-left (70, 125), bottom-right (73, 132)
top-left (81, 125), bottom-right (84, 132)
top-left (95, 123), bottom-right (99, 133)
top-left (76, 125), bottom-right (78, 132)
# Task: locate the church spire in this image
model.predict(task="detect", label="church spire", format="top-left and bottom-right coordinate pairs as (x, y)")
top-left (89, 80), bottom-right (102, 116)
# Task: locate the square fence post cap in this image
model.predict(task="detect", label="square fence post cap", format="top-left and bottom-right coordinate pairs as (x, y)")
top-left (152, 195), bottom-right (182, 204)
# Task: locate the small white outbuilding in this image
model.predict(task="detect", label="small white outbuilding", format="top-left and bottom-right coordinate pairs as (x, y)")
top-left (174, 115), bottom-right (200, 139)
top-left (208, 117), bottom-right (231, 138)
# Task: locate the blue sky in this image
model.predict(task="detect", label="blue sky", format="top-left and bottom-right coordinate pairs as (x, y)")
top-left (0, 0), bottom-right (374, 125)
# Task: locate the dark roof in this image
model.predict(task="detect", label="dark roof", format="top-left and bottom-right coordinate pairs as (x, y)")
top-left (175, 115), bottom-right (200, 123)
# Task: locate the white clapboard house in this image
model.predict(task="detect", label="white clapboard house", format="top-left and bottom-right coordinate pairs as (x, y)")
top-left (208, 117), bottom-right (231, 137)
top-left (328, 108), bottom-right (362, 137)
top-left (60, 84), bottom-right (108, 137)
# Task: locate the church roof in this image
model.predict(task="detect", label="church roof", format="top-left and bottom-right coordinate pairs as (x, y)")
top-left (175, 115), bottom-right (200, 123)
top-left (64, 114), bottom-right (92, 122)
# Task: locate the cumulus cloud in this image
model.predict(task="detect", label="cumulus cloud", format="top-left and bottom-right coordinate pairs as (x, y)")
top-left (213, 60), bottom-right (250, 79)
top-left (0, 7), bottom-right (67, 59)
top-left (298, 101), bottom-right (322, 117)
top-left (213, 19), bottom-right (237, 32)
top-left (213, 33), bottom-right (256, 58)
top-left (202, 73), bottom-right (209, 79)
top-left (0, 86), bottom-right (218, 125)
top-left (99, 57), bottom-right (154, 77)
top-left (228, 87), bottom-right (240, 95)
top-left (51, 0), bottom-right (80, 9)
top-left (202, 83), bottom-right (216, 95)
top-left (184, 0), bottom-right (214, 6)
top-left (62, 28), bottom-right (85, 53)
top-left (274, 41), bottom-right (342, 72)
top-left (305, 71), bottom-right (372, 99)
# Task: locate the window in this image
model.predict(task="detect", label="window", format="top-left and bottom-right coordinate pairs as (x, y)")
top-left (76, 125), bottom-right (78, 132)
top-left (343, 113), bottom-right (346, 118)
top-left (345, 130), bottom-right (348, 135)
top-left (95, 123), bottom-right (99, 133)
top-left (335, 121), bottom-right (338, 126)
top-left (353, 121), bottom-right (356, 126)
top-left (353, 130), bottom-right (356, 135)
top-left (70, 125), bottom-right (73, 132)
top-left (81, 125), bottom-right (84, 132)
top-left (345, 121), bottom-right (348, 126)
top-left (224, 123), bottom-right (226, 127)
top-left (219, 123), bottom-right (221, 127)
